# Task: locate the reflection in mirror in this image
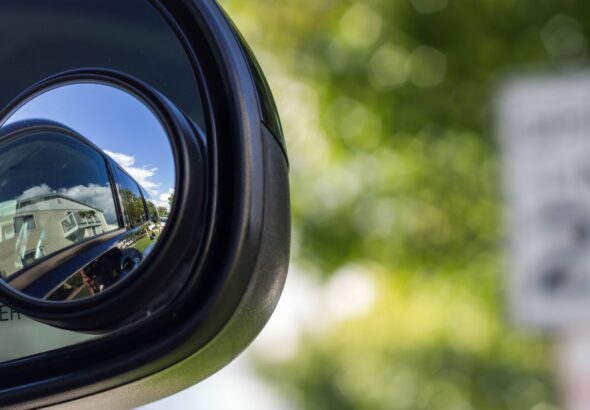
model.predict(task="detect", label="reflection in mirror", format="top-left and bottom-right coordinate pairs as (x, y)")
top-left (0, 131), bottom-right (120, 280)
top-left (0, 82), bottom-right (176, 302)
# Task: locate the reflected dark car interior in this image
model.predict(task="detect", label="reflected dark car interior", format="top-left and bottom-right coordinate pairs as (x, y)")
top-left (0, 124), bottom-right (164, 301)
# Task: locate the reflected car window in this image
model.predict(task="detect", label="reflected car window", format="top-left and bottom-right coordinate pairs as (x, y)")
top-left (0, 132), bottom-right (120, 279)
top-left (140, 187), bottom-right (159, 224)
top-left (116, 168), bottom-right (148, 229)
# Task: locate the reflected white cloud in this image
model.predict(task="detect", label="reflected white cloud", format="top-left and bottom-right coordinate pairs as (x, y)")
top-left (157, 189), bottom-right (174, 210)
top-left (104, 150), bottom-right (160, 197)
top-left (18, 184), bottom-right (53, 200)
top-left (18, 183), bottom-right (118, 225)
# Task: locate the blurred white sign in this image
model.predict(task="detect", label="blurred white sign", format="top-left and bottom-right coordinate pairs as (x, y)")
top-left (559, 333), bottom-right (590, 410)
top-left (498, 71), bottom-right (590, 330)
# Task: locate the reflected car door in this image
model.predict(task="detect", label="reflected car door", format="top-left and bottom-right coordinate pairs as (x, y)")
top-left (0, 129), bottom-right (128, 298)
top-left (44, 160), bottom-right (156, 301)
top-left (2, 129), bottom-right (159, 302)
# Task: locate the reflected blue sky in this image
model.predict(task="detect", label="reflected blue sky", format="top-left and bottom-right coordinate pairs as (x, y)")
top-left (4, 83), bottom-right (175, 207)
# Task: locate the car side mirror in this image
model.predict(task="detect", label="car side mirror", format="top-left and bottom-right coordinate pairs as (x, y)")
top-left (0, 1), bottom-right (290, 408)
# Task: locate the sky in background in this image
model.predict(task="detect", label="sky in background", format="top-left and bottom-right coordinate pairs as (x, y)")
top-left (5, 83), bottom-right (176, 208)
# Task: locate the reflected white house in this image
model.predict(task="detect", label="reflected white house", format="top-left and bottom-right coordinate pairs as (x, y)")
top-left (0, 194), bottom-right (113, 278)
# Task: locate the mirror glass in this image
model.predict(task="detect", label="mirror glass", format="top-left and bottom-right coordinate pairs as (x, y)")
top-left (0, 82), bottom-right (176, 301)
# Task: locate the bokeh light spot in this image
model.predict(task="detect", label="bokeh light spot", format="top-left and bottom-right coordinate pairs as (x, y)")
top-left (410, 0), bottom-right (448, 14)
top-left (541, 14), bottom-right (587, 60)
top-left (407, 46), bottom-right (448, 87)
top-left (339, 4), bottom-right (382, 48)
top-left (370, 43), bottom-right (409, 89)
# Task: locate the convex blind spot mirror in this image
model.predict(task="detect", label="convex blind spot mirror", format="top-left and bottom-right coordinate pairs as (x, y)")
top-left (0, 1), bottom-right (290, 409)
top-left (0, 81), bottom-right (176, 303)
top-left (0, 71), bottom-right (207, 333)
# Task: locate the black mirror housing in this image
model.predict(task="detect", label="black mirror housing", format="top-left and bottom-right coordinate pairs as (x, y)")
top-left (0, 0), bottom-right (290, 408)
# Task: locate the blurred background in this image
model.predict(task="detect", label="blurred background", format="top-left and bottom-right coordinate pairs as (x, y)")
top-left (144, 0), bottom-right (590, 408)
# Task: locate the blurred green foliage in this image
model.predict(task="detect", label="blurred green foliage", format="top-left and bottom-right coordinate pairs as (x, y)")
top-left (218, 0), bottom-right (589, 408)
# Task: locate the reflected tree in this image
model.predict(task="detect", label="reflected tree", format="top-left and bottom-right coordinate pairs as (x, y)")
top-left (120, 188), bottom-right (145, 228)
top-left (156, 206), bottom-right (168, 218)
